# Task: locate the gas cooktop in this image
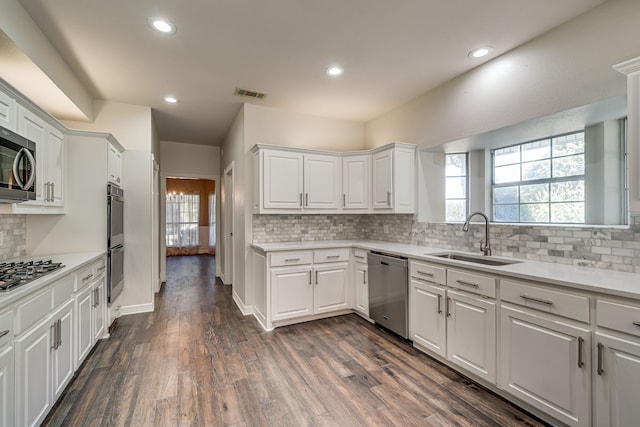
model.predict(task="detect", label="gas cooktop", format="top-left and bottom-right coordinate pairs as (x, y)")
top-left (0, 260), bottom-right (65, 292)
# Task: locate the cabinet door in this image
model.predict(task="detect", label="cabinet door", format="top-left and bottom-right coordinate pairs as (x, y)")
top-left (410, 279), bottom-right (446, 358)
top-left (263, 150), bottom-right (303, 210)
top-left (0, 345), bottom-right (14, 427)
top-left (46, 126), bottom-right (64, 207)
top-left (342, 155), bottom-right (370, 210)
top-left (93, 278), bottom-right (106, 342)
top-left (595, 333), bottom-right (640, 427)
top-left (271, 266), bottom-right (313, 321)
top-left (304, 154), bottom-right (341, 210)
top-left (0, 90), bottom-right (16, 131)
top-left (51, 300), bottom-right (74, 401)
top-left (447, 290), bottom-right (496, 383)
top-left (15, 317), bottom-right (52, 427)
top-left (372, 149), bottom-right (393, 209)
top-left (499, 304), bottom-right (591, 426)
top-left (17, 106), bottom-right (46, 204)
top-left (75, 286), bottom-right (94, 366)
top-left (314, 262), bottom-right (349, 314)
top-left (354, 263), bottom-right (369, 316)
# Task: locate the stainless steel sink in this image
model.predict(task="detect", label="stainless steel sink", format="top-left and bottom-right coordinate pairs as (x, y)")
top-left (430, 252), bottom-right (522, 266)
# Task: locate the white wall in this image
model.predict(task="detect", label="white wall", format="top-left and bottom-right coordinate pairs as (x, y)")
top-left (64, 100), bottom-right (155, 314)
top-left (365, 0), bottom-right (639, 150)
top-left (244, 103), bottom-right (365, 151)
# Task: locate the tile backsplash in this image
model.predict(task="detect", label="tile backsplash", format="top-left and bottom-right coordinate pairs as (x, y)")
top-left (0, 215), bottom-right (26, 261)
top-left (253, 214), bottom-right (640, 273)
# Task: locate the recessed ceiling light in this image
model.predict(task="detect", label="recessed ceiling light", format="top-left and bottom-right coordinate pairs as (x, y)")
top-left (164, 96), bottom-right (179, 104)
top-left (325, 65), bottom-right (344, 77)
top-left (468, 47), bottom-right (493, 59)
top-left (148, 17), bottom-right (177, 35)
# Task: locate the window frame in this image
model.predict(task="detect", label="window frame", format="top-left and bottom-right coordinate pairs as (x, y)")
top-left (491, 130), bottom-right (586, 224)
top-left (444, 152), bottom-right (469, 222)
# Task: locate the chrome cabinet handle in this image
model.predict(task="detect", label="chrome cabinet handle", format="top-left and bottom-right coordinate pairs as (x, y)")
top-left (437, 294), bottom-right (442, 314)
top-left (309, 271), bottom-right (312, 285)
top-left (354, 255), bottom-right (364, 260)
top-left (456, 279), bottom-right (479, 288)
top-left (97, 266), bottom-right (106, 272)
top-left (633, 322), bottom-right (640, 327)
top-left (577, 337), bottom-right (584, 368)
top-left (326, 255), bottom-right (340, 259)
top-left (315, 270), bottom-right (318, 284)
top-left (51, 322), bottom-right (58, 350)
top-left (520, 295), bottom-right (553, 306)
top-left (387, 191), bottom-right (391, 206)
top-left (299, 193), bottom-right (303, 206)
top-left (414, 277), bottom-right (435, 284)
top-left (597, 342), bottom-right (605, 375)
top-left (446, 297), bottom-right (451, 317)
top-left (364, 273), bottom-right (367, 285)
top-left (343, 194), bottom-right (346, 207)
top-left (417, 270), bottom-right (434, 277)
top-left (83, 273), bottom-right (94, 282)
top-left (284, 258), bottom-right (300, 262)
top-left (57, 319), bottom-right (62, 348)
top-left (0, 330), bottom-right (9, 339)
top-left (305, 193), bottom-right (309, 206)
top-left (51, 182), bottom-right (55, 201)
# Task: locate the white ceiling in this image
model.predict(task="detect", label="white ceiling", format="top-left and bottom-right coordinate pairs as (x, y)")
top-left (9, 0), bottom-right (609, 145)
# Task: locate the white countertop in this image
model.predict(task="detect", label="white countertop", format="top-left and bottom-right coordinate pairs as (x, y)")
top-left (252, 240), bottom-right (640, 300)
top-left (0, 251), bottom-right (106, 310)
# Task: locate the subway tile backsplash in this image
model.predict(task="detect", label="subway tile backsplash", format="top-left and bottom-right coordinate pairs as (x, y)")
top-left (253, 214), bottom-right (640, 273)
top-left (0, 215), bottom-right (26, 261)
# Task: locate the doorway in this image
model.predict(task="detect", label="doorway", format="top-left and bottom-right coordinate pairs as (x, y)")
top-left (164, 177), bottom-right (217, 257)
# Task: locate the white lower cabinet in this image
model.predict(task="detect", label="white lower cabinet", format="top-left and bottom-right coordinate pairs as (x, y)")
top-left (446, 289), bottom-right (496, 383)
top-left (271, 265), bottom-right (314, 321)
top-left (75, 284), bottom-right (94, 366)
top-left (499, 304), bottom-right (591, 426)
top-left (0, 345), bottom-right (14, 427)
top-left (410, 278), bottom-right (446, 357)
top-left (92, 277), bottom-right (107, 343)
top-left (15, 316), bottom-right (52, 427)
top-left (354, 262), bottom-right (369, 316)
top-left (51, 300), bottom-right (74, 402)
top-left (314, 262), bottom-right (349, 314)
top-left (594, 333), bottom-right (640, 427)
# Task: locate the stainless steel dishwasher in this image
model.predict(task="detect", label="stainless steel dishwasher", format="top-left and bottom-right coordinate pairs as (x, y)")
top-left (368, 251), bottom-right (409, 338)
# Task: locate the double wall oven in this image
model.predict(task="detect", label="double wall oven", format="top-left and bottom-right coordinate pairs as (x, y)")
top-left (107, 183), bottom-right (124, 302)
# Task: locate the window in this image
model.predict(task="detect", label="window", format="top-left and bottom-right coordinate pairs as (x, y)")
top-left (445, 153), bottom-right (468, 222)
top-left (166, 193), bottom-right (200, 247)
top-left (492, 131), bottom-right (585, 223)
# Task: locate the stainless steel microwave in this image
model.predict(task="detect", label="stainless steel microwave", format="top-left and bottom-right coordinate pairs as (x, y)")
top-left (0, 125), bottom-right (36, 203)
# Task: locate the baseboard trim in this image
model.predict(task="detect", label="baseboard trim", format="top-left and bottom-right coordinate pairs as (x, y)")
top-left (232, 291), bottom-right (253, 316)
top-left (119, 302), bottom-right (155, 316)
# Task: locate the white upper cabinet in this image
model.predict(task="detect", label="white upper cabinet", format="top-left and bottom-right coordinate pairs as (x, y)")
top-left (262, 149), bottom-right (304, 211)
top-left (107, 143), bottom-right (123, 186)
top-left (0, 90), bottom-right (17, 131)
top-left (252, 142), bottom-right (415, 214)
top-left (372, 143), bottom-right (415, 213)
top-left (303, 153), bottom-right (341, 210)
top-left (14, 105), bottom-right (65, 213)
top-left (342, 154), bottom-right (370, 211)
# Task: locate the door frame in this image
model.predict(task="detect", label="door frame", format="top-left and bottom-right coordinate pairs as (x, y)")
top-left (160, 172), bottom-right (220, 285)
top-left (221, 162), bottom-right (235, 285)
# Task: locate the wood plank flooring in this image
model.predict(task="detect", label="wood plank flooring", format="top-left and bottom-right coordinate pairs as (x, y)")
top-left (43, 255), bottom-right (548, 426)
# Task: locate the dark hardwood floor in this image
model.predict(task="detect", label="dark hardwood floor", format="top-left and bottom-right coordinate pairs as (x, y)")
top-left (43, 255), bottom-right (547, 426)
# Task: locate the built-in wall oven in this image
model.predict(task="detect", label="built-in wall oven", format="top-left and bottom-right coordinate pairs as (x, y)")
top-left (107, 183), bottom-right (124, 302)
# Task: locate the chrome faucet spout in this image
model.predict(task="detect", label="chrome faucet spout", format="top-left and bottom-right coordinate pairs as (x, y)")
top-left (463, 211), bottom-right (492, 256)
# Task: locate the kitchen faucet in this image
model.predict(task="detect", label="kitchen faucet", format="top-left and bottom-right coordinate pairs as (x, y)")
top-left (462, 211), bottom-right (492, 256)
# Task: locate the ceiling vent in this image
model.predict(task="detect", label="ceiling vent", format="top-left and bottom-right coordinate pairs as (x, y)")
top-left (234, 87), bottom-right (267, 99)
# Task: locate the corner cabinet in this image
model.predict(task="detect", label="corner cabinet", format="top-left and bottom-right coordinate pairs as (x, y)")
top-left (251, 142), bottom-right (415, 214)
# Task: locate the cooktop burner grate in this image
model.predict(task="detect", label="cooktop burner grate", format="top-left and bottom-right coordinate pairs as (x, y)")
top-left (0, 260), bottom-right (65, 292)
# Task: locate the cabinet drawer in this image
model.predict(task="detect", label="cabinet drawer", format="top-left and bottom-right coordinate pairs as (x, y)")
top-left (93, 257), bottom-right (107, 277)
top-left (270, 251), bottom-right (313, 267)
top-left (353, 249), bottom-right (368, 264)
top-left (14, 289), bottom-right (52, 335)
top-left (313, 248), bottom-right (350, 263)
top-left (597, 299), bottom-right (640, 337)
top-left (0, 309), bottom-right (12, 348)
top-left (75, 265), bottom-right (95, 290)
top-left (447, 269), bottom-right (495, 298)
top-left (52, 274), bottom-right (75, 308)
top-left (409, 260), bottom-right (445, 286)
top-left (501, 279), bottom-right (589, 323)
